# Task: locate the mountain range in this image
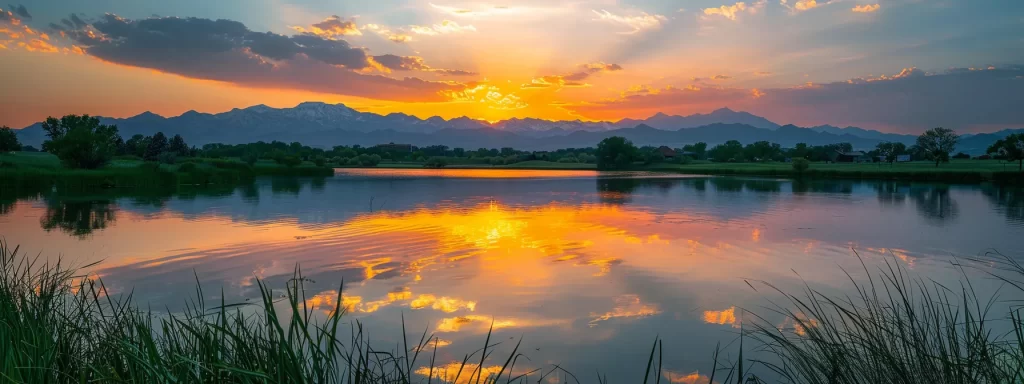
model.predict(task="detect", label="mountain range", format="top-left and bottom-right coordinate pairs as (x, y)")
top-left (14, 103), bottom-right (1022, 155)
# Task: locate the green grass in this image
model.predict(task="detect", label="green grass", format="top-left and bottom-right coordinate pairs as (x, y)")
top-left (2, 238), bottom-right (1022, 383)
top-left (0, 152), bottom-right (334, 189)
top-left (642, 159), bottom-right (1023, 183)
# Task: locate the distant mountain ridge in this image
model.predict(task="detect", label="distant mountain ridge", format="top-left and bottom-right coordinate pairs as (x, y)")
top-left (13, 102), bottom-right (1018, 154)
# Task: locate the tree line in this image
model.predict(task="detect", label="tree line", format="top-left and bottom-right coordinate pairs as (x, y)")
top-left (2, 116), bottom-right (1022, 171)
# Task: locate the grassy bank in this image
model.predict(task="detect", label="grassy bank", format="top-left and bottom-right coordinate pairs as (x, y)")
top-left (2, 239), bottom-right (1022, 383)
top-left (0, 152), bottom-right (334, 189)
top-left (363, 159), bottom-right (1023, 184)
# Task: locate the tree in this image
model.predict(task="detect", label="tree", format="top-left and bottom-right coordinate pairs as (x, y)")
top-left (789, 143), bottom-right (810, 159)
top-left (424, 156), bottom-right (448, 168)
top-left (145, 132), bottom-right (169, 161)
top-left (876, 142), bottom-right (907, 165)
top-left (683, 142), bottom-right (708, 160)
top-left (595, 136), bottom-right (638, 170)
top-left (744, 141), bottom-right (781, 162)
top-left (124, 134), bottom-right (149, 157)
top-left (708, 140), bottom-right (744, 162)
top-left (987, 133), bottom-right (1024, 171)
top-left (0, 126), bottom-right (20, 152)
top-left (41, 115), bottom-right (122, 169)
top-left (168, 134), bottom-right (189, 156)
top-left (916, 127), bottom-right (959, 167)
top-left (792, 158), bottom-right (810, 173)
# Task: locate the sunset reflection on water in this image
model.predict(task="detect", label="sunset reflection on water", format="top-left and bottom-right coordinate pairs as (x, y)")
top-left (0, 169), bottom-right (1021, 381)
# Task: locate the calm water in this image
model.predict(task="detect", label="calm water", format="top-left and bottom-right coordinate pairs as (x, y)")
top-left (2, 169), bottom-right (1023, 381)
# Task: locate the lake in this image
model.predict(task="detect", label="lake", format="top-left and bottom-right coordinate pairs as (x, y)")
top-left (2, 169), bottom-right (1022, 381)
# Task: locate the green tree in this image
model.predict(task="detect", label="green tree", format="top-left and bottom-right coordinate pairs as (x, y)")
top-left (595, 136), bottom-right (638, 170)
top-left (144, 132), bottom-right (169, 161)
top-left (876, 142), bottom-right (908, 165)
top-left (789, 143), bottom-right (809, 159)
top-left (709, 140), bottom-right (744, 162)
top-left (124, 134), bottom-right (149, 157)
top-left (916, 127), bottom-right (959, 167)
top-left (792, 158), bottom-right (810, 173)
top-left (168, 134), bottom-right (189, 156)
top-left (987, 133), bottom-right (1024, 171)
top-left (41, 115), bottom-right (122, 169)
top-left (744, 141), bottom-right (781, 162)
top-left (0, 126), bottom-right (20, 152)
top-left (683, 142), bottom-right (708, 160)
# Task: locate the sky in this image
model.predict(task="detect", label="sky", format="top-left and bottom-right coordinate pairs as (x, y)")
top-left (1, 0), bottom-right (1022, 133)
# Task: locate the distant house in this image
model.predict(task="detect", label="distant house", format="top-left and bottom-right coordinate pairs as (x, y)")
top-left (657, 146), bottom-right (678, 159)
top-left (832, 151), bottom-right (872, 163)
top-left (375, 143), bottom-right (413, 153)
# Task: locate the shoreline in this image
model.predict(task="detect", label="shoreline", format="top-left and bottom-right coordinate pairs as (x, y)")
top-left (341, 160), bottom-right (1024, 185)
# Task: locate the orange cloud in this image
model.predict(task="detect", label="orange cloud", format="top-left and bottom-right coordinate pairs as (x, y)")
top-left (588, 294), bottom-right (660, 326)
top-left (291, 15), bottom-right (361, 39)
top-left (703, 307), bottom-right (739, 326)
top-left (664, 370), bottom-right (714, 384)
top-left (852, 4), bottom-right (880, 12)
top-left (19, 38), bottom-right (58, 53)
top-left (795, 0), bottom-right (819, 11)
top-left (522, 62), bottom-right (623, 89)
top-left (704, 2), bottom-right (744, 20)
top-left (362, 24), bottom-right (412, 43)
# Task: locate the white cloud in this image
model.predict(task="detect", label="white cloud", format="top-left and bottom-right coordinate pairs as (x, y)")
top-left (592, 9), bottom-right (667, 34)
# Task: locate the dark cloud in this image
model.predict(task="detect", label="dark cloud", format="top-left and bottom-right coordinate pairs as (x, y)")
top-left (60, 14), bottom-right (468, 102)
top-left (565, 67), bottom-right (1024, 133)
top-left (373, 54), bottom-right (429, 71)
top-left (7, 4), bottom-right (28, 19)
top-left (373, 54), bottom-right (478, 75)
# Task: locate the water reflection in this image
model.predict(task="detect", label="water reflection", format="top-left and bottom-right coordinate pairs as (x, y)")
top-left (40, 198), bottom-right (117, 238)
top-left (0, 170), bottom-right (1021, 382)
top-left (982, 184), bottom-right (1024, 224)
top-left (908, 186), bottom-right (960, 226)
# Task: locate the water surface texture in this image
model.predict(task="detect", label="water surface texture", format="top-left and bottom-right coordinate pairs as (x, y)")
top-left (2, 169), bottom-right (1022, 381)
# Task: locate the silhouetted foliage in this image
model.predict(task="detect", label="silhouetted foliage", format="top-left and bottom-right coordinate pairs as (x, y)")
top-left (916, 127), bottom-right (959, 167)
top-left (0, 126), bottom-right (20, 152)
top-left (144, 132), bottom-right (169, 161)
top-left (168, 134), bottom-right (189, 156)
top-left (987, 133), bottom-right (1024, 171)
top-left (792, 158), bottom-right (810, 173)
top-left (423, 157), bottom-right (448, 168)
top-left (876, 142), bottom-right (908, 164)
top-left (709, 140), bottom-right (744, 162)
top-left (41, 115), bottom-right (122, 169)
top-left (595, 136), bottom-right (638, 170)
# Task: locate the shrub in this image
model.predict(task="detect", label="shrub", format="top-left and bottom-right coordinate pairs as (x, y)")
top-left (347, 158), bottom-right (360, 166)
top-left (331, 156), bottom-right (342, 165)
top-left (423, 157), bottom-right (448, 168)
top-left (558, 156), bottom-right (579, 163)
top-left (156, 151), bottom-right (177, 165)
top-left (314, 155), bottom-right (326, 167)
top-left (792, 158), bottom-right (811, 173)
top-left (241, 153), bottom-right (259, 166)
top-left (275, 155), bottom-right (302, 168)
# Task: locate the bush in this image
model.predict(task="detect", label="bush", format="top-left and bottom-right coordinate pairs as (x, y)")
top-left (331, 156), bottom-right (342, 165)
top-left (156, 151), bottom-right (177, 165)
top-left (241, 153), bottom-right (259, 166)
top-left (677, 156), bottom-right (693, 165)
top-left (347, 158), bottom-right (360, 166)
top-left (423, 157), bottom-right (448, 168)
top-left (314, 155), bottom-right (326, 167)
top-left (792, 158), bottom-right (811, 173)
top-left (558, 156), bottom-right (579, 163)
top-left (275, 156), bottom-right (302, 168)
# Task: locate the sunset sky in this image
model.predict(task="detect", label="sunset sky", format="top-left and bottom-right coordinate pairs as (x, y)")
top-left (1, 0), bottom-right (1022, 133)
